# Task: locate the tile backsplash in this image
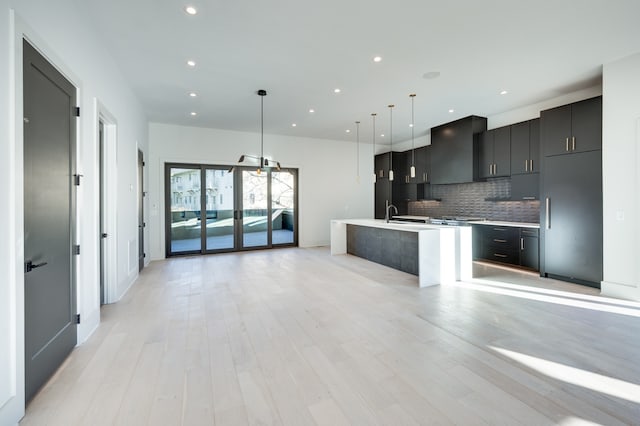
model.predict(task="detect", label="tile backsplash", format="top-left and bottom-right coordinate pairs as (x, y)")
top-left (408, 177), bottom-right (540, 223)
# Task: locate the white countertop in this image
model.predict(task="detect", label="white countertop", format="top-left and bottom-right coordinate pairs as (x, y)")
top-left (469, 220), bottom-right (540, 229)
top-left (331, 218), bottom-right (449, 233)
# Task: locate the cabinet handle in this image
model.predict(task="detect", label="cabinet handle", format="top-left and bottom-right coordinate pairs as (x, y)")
top-left (488, 164), bottom-right (492, 175)
top-left (521, 237), bottom-right (524, 250)
top-left (525, 160), bottom-right (528, 172)
top-left (565, 137), bottom-right (570, 151)
top-left (572, 136), bottom-right (576, 151)
top-left (493, 239), bottom-right (507, 243)
top-left (529, 159), bottom-right (533, 172)
top-left (493, 227), bottom-right (507, 231)
top-left (493, 253), bottom-right (508, 258)
top-left (494, 164), bottom-right (497, 175)
top-left (546, 197), bottom-right (551, 229)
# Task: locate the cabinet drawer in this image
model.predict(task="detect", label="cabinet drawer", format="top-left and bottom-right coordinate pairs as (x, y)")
top-left (520, 228), bottom-right (539, 238)
top-left (486, 250), bottom-right (519, 265)
top-left (484, 226), bottom-right (519, 243)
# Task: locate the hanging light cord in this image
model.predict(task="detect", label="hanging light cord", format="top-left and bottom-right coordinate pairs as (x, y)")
top-left (260, 92), bottom-right (264, 168)
top-left (388, 104), bottom-right (394, 176)
top-left (356, 121), bottom-right (360, 178)
top-left (410, 94), bottom-right (416, 166)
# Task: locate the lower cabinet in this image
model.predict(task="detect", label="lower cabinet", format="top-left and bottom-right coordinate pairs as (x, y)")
top-left (473, 224), bottom-right (539, 271)
top-left (520, 228), bottom-right (539, 270)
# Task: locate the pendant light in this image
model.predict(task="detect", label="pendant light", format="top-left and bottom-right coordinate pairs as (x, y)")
top-left (371, 113), bottom-right (377, 183)
top-left (388, 104), bottom-right (395, 181)
top-left (228, 89), bottom-right (281, 173)
top-left (409, 93), bottom-right (416, 178)
top-left (355, 121), bottom-right (361, 183)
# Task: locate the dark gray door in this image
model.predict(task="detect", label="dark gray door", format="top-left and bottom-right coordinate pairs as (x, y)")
top-left (23, 40), bottom-right (77, 402)
top-left (138, 150), bottom-right (145, 271)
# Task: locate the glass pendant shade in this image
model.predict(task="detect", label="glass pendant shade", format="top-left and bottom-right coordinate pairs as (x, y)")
top-left (410, 165), bottom-right (416, 178)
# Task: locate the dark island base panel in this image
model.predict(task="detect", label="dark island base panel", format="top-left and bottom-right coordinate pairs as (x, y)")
top-left (346, 224), bottom-right (419, 276)
top-left (544, 273), bottom-right (601, 290)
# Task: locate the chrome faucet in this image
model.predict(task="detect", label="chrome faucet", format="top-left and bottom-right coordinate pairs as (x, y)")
top-left (385, 200), bottom-right (398, 223)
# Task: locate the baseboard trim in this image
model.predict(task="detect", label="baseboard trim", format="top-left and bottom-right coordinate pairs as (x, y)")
top-left (601, 280), bottom-right (639, 301)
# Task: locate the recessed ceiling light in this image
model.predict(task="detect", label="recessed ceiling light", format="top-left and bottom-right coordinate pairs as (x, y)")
top-left (409, 124), bottom-right (414, 128)
top-left (291, 123), bottom-right (297, 127)
top-left (190, 112), bottom-right (197, 116)
top-left (423, 71), bottom-right (441, 79)
top-left (185, 6), bottom-right (197, 15)
top-left (500, 90), bottom-right (508, 95)
top-left (373, 56), bottom-right (382, 63)
top-left (380, 134), bottom-right (385, 137)
top-left (186, 60), bottom-right (196, 67)
top-left (346, 129), bottom-right (351, 133)
top-left (309, 109), bottom-right (315, 113)
top-left (448, 109), bottom-right (455, 113)
top-left (334, 88), bottom-right (341, 94)
top-left (189, 92), bottom-right (197, 97)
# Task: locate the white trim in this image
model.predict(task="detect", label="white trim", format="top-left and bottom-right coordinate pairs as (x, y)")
top-left (95, 99), bottom-right (119, 304)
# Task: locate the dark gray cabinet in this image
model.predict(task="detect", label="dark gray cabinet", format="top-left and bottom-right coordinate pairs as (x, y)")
top-left (541, 97), bottom-right (602, 157)
top-left (473, 224), bottom-right (539, 271)
top-left (540, 96), bottom-right (602, 287)
top-left (414, 145), bottom-right (431, 184)
top-left (430, 116), bottom-right (487, 184)
top-left (511, 173), bottom-right (538, 200)
top-left (520, 228), bottom-right (539, 270)
top-left (374, 178), bottom-right (390, 219)
top-left (541, 150), bottom-right (602, 285)
top-left (375, 152), bottom-right (391, 179)
top-left (478, 126), bottom-right (511, 179)
top-left (511, 119), bottom-right (540, 174)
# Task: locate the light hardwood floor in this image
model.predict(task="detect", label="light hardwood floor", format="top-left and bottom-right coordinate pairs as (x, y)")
top-left (20, 247), bottom-right (640, 425)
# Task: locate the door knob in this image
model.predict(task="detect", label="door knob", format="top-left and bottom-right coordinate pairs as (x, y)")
top-left (25, 260), bottom-right (48, 273)
top-left (101, 233), bottom-right (108, 238)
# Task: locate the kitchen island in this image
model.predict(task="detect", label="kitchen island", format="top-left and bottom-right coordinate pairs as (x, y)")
top-left (330, 219), bottom-right (472, 287)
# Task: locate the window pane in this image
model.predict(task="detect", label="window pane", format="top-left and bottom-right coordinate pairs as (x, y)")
top-left (272, 170), bottom-right (295, 245)
top-left (169, 167), bottom-right (201, 253)
top-left (242, 170), bottom-right (268, 247)
top-left (205, 169), bottom-right (235, 250)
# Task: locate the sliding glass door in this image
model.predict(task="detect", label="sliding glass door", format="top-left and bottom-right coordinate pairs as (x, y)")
top-left (166, 163), bottom-right (297, 256)
top-left (205, 168), bottom-right (235, 251)
top-left (241, 169), bottom-right (269, 248)
top-left (167, 166), bottom-right (202, 254)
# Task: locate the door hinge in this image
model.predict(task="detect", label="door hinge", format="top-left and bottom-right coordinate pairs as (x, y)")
top-left (73, 245), bottom-right (81, 255)
top-left (143, 253), bottom-right (146, 258)
top-left (74, 106), bottom-right (80, 117)
top-left (142, 161), bottom-right (145, 166)
top-left (75, 314), bottom-right (81, 324)
top-left (73, 174), bottom-right (83, 186)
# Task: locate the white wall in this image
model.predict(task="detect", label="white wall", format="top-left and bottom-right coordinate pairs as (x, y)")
top-left (0, 1), bottom-right (148, 424)
top-left (148, 123), bottom-right (373, 259)
top-left (601, 52), bottom-right (640, 301)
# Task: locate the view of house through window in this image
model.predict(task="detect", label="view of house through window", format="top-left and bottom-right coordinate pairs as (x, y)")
top-left (165, 163), bottom-right (297, 256)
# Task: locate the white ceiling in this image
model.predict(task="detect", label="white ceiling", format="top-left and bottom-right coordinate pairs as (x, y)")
top-left (82, 0), bottom-right (640, 145)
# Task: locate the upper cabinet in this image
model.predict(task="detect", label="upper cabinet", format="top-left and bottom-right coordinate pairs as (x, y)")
top-left (430, 115), bottom-right (487, 184)
top-left (478, 126), bottom-right (511, 179)
top-left (541, 96), bottom-right (602, 157)
top-left (510, 119), bottom-right (540, 174)
top-left (404, 145), bottom-right (431, 184)
top-left (375, 152), bottom-right (390, 179)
